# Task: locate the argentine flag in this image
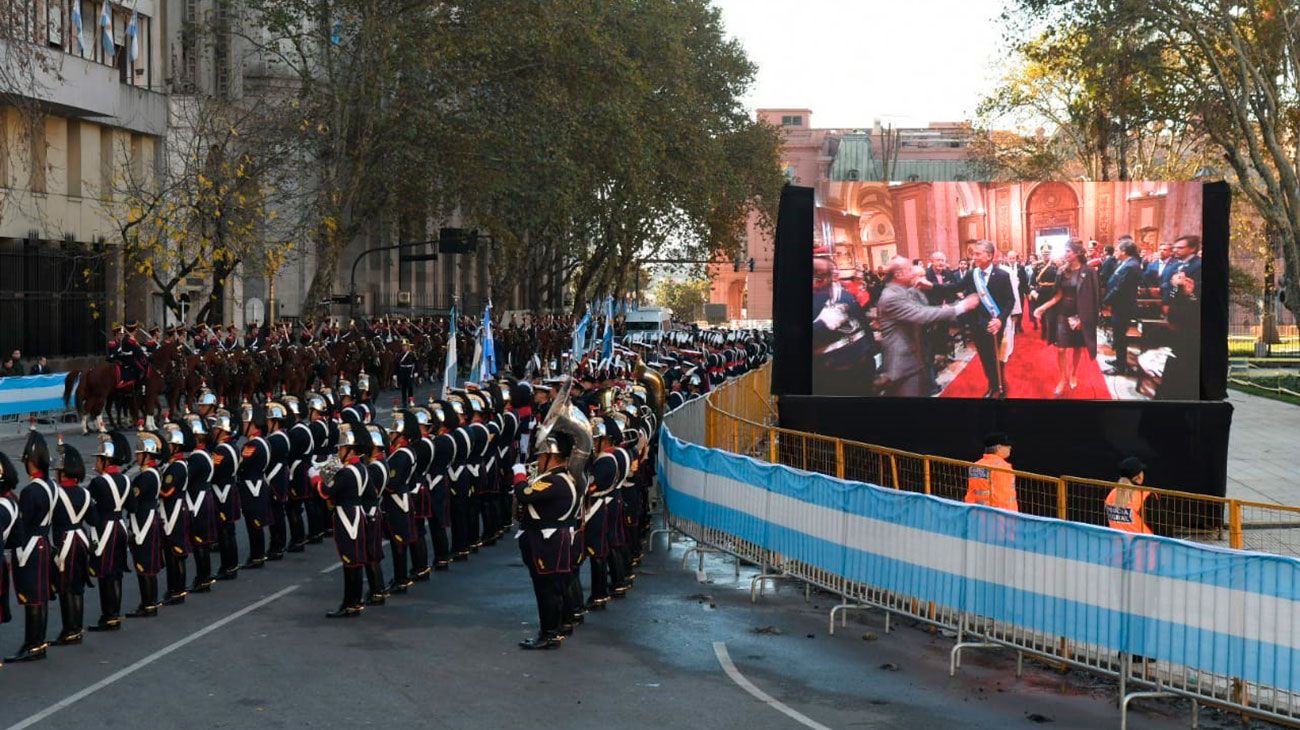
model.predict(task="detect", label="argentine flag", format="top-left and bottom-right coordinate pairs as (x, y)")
top-left (126, 9), bottom-right (139, 67)
top-left (99, 0), bottom-right (114, 61)
top-left (440, 306), bottom-right (457, 398)
top-left (477, 302), bottom-right (497, 381)
top-left (570, 306), bottom-right (591, 366)
top-left (600, 296), bottom-right (614, 364)
top-left (71, 1), bottom-right (86, 55)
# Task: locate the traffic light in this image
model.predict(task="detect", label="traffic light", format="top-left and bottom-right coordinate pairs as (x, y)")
top-left (747, 257), bottom-right (755, 272)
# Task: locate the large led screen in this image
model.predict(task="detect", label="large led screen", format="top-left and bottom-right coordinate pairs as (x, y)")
top-left (811, 181), bottom-right (1203, 400)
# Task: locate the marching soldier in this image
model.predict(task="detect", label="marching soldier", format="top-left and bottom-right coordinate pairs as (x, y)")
top-left (444, 395), bottom-right (474, 561)
top-left (426, 400), bottom-right (459, 570)
top-left (209, 407), bottom-right (243, 580)
top-left (355, 374), bottom-right (376, 423)
top-left (383, 410), bottom-right (419, 593)
top-left (236, 401), bottom-right (274, 569)
top-left (86, 432), bottom-right (132, 631)
top-left (464, 392), bottom-right (493, 551)
top-left (283, 396), bottom-right (316, 553)
top-left (405, 407), bottom-right (436, 580)
top-left (585, 415), bottom-right (629, 609)
top-left (182, 413), bottom-right (218, 593)
top-left (126, 430), bottom-right (165, 618)
top-left (397, 339), bottom-right (417, 405)
top-left (159, 422), bottom-right (193, 605)
top-left (361, 423), bottom-right (390, 605)
top-left (6, 431), bottom-right (56, 662)
top-left (319, 422), bottom-right (369, 618)
top-left (50, 439), bottom-right (92, 645)
top-left (0, 453), bottom-right (17, 639)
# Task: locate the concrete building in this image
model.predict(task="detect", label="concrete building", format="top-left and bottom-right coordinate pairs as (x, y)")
top-left (0, 0), bottom-right (168, 359)
top-left (709, 109), bottom-right (976, 321)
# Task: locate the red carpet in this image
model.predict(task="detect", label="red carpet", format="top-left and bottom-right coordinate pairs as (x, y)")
top-left (940, 324), bottom-right (1113, 400)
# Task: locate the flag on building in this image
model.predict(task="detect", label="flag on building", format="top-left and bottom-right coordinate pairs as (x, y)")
top-left (99, 0), bottom-right (114, 60)
top-left (71, 1), bottom-right (86, 55)
top-left (440, 306), bottom-right (457, 398)
top-left (126, 8), bottom-right (139, 67)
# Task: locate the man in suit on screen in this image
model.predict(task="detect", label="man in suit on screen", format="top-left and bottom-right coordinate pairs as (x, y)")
top-left (923, 240), bottom-right (1016, 398)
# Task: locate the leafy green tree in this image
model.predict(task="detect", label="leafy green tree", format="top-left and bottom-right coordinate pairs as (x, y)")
top-left (654, 278), bottom-right (712, 321)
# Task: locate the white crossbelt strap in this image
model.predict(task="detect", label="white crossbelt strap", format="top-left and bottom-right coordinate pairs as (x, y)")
top-left (55, 526), bottom-right (89, 573)
top-left (336, 506), bottom-right (363, 540)
top-left (389, 493), bottom-right (410, 512)
top-left (94, 520), bottom-right (120, 557)
top-left (244, 479), bottom-right (264, 498)
top-left (161, 498), bottom-right (186, 535)
top-left (130, 511), bottom-right (156, 545)
top-left (0, 497), bottom-right (18, 545)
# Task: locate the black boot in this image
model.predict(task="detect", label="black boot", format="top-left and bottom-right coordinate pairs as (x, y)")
top-left (191, 547), bottom-right (214, 592)
top-left (518, 633), bottom-right (561, 650)
top-left (89, 579), bottom-right (123, 631)
top-left (164, 555), bottom-right (188, 605)
top-left (326, 569), bottom-right (365, 618)
top-left (127, 575), bottom-right (159, 618)
top-left (6, 605), bottom-right (50, 661)
top-left (55, 594), bottom-right (85, 645)
top-left (365, 564), bottom-right (388, 605)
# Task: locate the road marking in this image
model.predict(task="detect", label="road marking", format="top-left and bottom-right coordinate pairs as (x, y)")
top-left (321, 560), bottom-right (344, 574)
top-left (6, 585), bottom-right (301, 730)
top-left (712, 641), bottom-right (834, 730)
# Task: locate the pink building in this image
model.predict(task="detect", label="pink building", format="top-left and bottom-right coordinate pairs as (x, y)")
top-left (711, 109), bottom-right (975, 320)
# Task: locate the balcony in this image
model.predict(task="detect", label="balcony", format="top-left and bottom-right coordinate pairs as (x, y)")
top-left (1, 39), bottom-right (167, 137)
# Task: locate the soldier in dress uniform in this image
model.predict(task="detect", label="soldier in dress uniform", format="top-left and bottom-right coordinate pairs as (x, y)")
top-left (208, 408), bottom-right (243, 580)
top-left (305, 392), bottom-right (338, 545)
top-left (383, 410), bottom-right (419, 593)
top-left (6, 431), bottom-right (56, 661)
top-left (283, 396), bottom-right (316, 553)
top-left (584, 415), bottom-right (629, 610)
top-left (444, 395), bottom-right (474, 561)
top-left (463, 391), bottom-right (494, 551)
top-left (86, 432), bottom-right (132, 631)
top-left (236, 401), bottom-right (274, 569)
top-left (50, 440), bottom-right (92, 645)
top-left (425, 400), bottom-right (459, 570)
top-left (404, 407), bottom-right (435, 581)
top-left (182, 413), bottom-right (218, 593)
top-left (319, 422), bottom-right (369, 618)
top-left (159, 422), bottom-right (193, 605)
top-left (263, 401), bottom-right (293, 561)
top-left (0, 453), bottom-right (17, 642)
top-left (126, 431), bottom-right (166, 619)
top-left (514, 405), bottom-right (588, 650)
top-left (355, 374), bottom-right (375, 423)
top-left (397, 339), bottom-right (417, 405)
top-left (360, 423), bottom-right (390, 605)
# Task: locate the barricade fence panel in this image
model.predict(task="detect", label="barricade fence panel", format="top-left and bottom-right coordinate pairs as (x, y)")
top-left (656, 365), bottom-right (1300, 726)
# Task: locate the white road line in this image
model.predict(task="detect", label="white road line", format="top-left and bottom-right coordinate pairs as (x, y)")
top-left (320, 560), bottom-right (344, 574)
top-left (6, 585), bottom-right (301, 730)
top-left (712, 641), bottom-right (834, 730)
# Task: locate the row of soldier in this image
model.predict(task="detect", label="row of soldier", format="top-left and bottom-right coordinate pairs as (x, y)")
top-left (2, 327), bottom-right (770, 660)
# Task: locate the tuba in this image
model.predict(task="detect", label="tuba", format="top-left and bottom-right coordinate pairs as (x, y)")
top-left (533, 375), bottom-right (593, 484)
top-left (634, 357), bottom-right (667, 420)
top-left (317, 454), bottom-right (345, 489)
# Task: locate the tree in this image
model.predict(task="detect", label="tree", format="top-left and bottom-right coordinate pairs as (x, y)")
top-left (654, 278), bottom-right (712, 322)
top-left (999, 0), bottom-right (1300, 323)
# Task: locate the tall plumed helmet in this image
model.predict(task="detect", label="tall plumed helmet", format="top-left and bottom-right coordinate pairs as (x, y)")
top-left (429, 401), bottom-right (450, 430)
top-left (135, 430), bottom-right (165, 458)
top-left (393, 409), bottom-right (421, 441)
top-left (598, 415), bottom-right (622, 445)
top-left (389, 408), bottom-right (407, 435)
top-left (162, 420), bottom-right (195, 452)
top-left (58, 444), bottom-right (86, 482)
top-left (357, 373), bottom-right (372, 393)
top-left (589, 416), bottom-right (609, 441)
top-left (509, 380), bottom-right (533, 408)
top-left (0, 452), bottom-right (15, 492)
top-left (306, 392), bottom-right (329, 414)
top-left (209, 408), bottom-right (235, 434)
top-left (337, 380), bottom-right (354, 399)
top-left (282, 395), bottom-right (302, 417)
top-left (337, 422), bottom-right (369, 452)
top-left (411, 407), bottom-right (434, 432)
top-left (196, 388), bottom-right (218, 408)
top-left (364, 424), bottom-right (386, 452)
top-left (21, 430), bottom-right (50, 473)
top-left (183, 412), bottom-right (207, 438)
top-left (265, 400), bottom-right (290, 425)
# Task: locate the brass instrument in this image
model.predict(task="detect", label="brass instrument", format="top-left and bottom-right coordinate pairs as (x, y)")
top-left (633, 357), bottom-right (667, 420)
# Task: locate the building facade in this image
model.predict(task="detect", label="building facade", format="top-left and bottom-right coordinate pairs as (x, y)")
top-left (1, 0), bottom-right (168, 359)
top-left (709, 109), bottom-right (975, 321)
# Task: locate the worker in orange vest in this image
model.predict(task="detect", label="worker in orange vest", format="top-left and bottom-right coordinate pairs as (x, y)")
top-left (965, 432), bottom-right (1018, 512)
top-left (1104, 457), bottom-right (1155, 534)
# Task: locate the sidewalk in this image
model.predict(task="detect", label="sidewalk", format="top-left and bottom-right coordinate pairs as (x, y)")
top-left (1225, 388), bottom-right (1300, 506)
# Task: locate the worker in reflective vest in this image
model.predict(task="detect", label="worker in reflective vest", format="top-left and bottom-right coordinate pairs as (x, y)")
top-left (1104, 457), bottom-right (1154, 535)
top-left (965, 431), bottom-right (1018, 512)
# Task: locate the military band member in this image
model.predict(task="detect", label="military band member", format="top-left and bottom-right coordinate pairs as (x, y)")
top-left (405, 406), bottom-right (437, 580)
top-left (445, 395), bottom-right (474, 561)
top-left (464, 392), bottom-right (493, 551)
top-left (283, 396), bottom-right (316, 553)
top-left (319, 422), bottom-right (369, 618)
top-left (182, 414), bottom-right (218, 593)
top-left (237, 401), bottom-right (274, 569)
top-left (0, 453), bottom-right (18, 636)
top-left (263, 401), bottom-right (293, 561)
top-left (126, 431), bottom-right (165, 618)
top-left (6, 431), bottom-right (56, 661)
top-left (426, 400), bottom-right (459, 570)
top-left (361, 423), bottom-right (390, 605)
top-left (209, 408), bottom-right (243, 580)
top-left (383, 411), bottom-right (419, 593)
top-left (50, 440), bottom-right (92, 645)
top-left (584, 416), bottom-right (628, 609)
top-left (514, 426), bottom-right (583, 650)
top-left (86, 432), bottom-right (132, 631)
top-left (159, 422), bottom-right (193, 605)
top-left (306, 393), bottom-right (338, 544)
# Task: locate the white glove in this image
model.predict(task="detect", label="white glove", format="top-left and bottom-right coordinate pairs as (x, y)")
top-left (814, 304), bottom-right (848, 331)
top-left (512, 464), bottom-right (528, 479)
top-left (308, 466), bottom-right (320, 480)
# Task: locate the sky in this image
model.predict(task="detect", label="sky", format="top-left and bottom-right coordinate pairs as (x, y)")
top-left (712, 0), bottom-right (1011, 129)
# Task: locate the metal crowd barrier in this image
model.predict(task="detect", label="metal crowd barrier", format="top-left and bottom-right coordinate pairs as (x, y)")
top-left (658, 365), bottom-right (1300, 728)
top-left (0, 373), bottom-right (79, 432)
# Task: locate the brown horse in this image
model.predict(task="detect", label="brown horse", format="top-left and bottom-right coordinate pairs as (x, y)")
top-left (63, 342), bottom-right (176, 433)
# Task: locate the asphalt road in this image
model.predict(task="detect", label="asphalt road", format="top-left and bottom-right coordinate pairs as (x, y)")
top-left (0, 380), bottom-right (1223, 729)
top-left (1, 518), bottom-right (1216, 730)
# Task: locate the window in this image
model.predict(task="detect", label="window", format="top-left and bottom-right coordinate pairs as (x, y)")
top-left (67, 121), bottom-right (82, 197)
top-left (99, 127), bottom-right (114, 200)
top-left (30, 117), bottom-right (48, 194)
top-left (780, 115), bottom-right (804, 127)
